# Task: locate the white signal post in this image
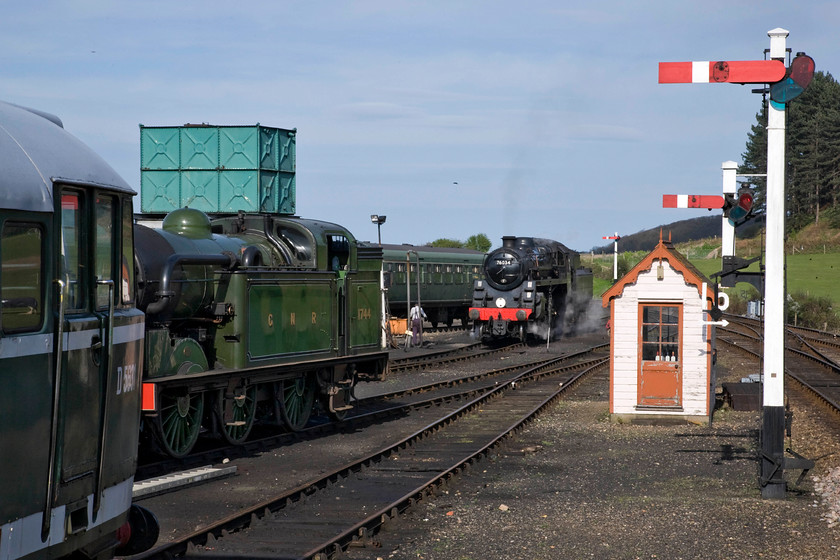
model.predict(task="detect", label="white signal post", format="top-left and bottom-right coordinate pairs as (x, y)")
top-left (660, 28), bottom-right (798, 498)
top-left (762, 28), bottom-right (789, 499)
top-left (721, 161), bottom-right (738, 258)
top-left (602, 233), bottom-right (620, 281)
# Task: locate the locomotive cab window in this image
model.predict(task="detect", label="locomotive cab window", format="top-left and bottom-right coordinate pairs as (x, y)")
top-left (121, 198), bottom-right (135, 304)
top-left (95, 195), bottom-right (116, 309)
top-left (61, 191), bottom-right (86, 310)
top-left (1, 222), bottom-right (44, 332)
top-left (327, 235), bottom-right (350, 271)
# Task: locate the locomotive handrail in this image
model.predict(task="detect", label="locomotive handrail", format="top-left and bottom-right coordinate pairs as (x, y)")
top-left (146, 253), bottom-right (239, 315)
top-left (42, 278), bottom-right (65, 540)
top-left (93, 279), bottom-right (114, 518)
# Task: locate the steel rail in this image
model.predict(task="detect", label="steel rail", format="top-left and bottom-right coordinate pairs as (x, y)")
top-left (131, 349), bottom-right (607, 559)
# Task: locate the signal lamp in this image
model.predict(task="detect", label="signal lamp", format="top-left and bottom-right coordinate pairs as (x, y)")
top-left (770, 53), bottom-right (815, 104)
top-left (723, 190), bottom-right (754, 222)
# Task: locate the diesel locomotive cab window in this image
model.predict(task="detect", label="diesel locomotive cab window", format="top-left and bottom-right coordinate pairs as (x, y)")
top-left (641, 304), bottom-right (680, 361)
top-left (61, 192), bottom-right (85, 309)
top-left (121, 199), bottom-right (135, 304)
top-left (1, 222), bottom-right (44, 332)
top-left (95, 195), bottom-right (116, 309)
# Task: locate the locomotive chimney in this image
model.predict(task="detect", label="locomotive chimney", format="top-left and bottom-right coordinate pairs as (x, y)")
top-left (502, 236), bottom-right (516, 248)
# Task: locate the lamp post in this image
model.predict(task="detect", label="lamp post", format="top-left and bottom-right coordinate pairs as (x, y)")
top-left (370, 214), bottom-right (387, 245)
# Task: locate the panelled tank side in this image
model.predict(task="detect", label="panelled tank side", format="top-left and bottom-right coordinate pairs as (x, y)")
top-left (0, 100), bottom-right (157, 559)
top-left (469, 236), bottom-right (592, 342)
top-left (135, 208), bottom-right (388, 458)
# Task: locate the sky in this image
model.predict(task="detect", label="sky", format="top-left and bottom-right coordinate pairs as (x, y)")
top-left (1, 1), bottom-right (837, 252)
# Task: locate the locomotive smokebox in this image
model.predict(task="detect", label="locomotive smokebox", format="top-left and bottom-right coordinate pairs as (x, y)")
top-left (134, 208), bottom-right (240, 322)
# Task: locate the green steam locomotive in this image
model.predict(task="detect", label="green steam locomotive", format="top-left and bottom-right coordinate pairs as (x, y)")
top-left (135, 124), bottom-right (388, 458)
top-left (135, 208), bottom-right (388, 457)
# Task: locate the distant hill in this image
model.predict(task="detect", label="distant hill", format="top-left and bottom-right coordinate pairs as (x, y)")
top-left (590, 215), bottom-right (765, 254)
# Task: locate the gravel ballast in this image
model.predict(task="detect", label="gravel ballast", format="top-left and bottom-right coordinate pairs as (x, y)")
top-left (345, 340), bottom-right (840, 560)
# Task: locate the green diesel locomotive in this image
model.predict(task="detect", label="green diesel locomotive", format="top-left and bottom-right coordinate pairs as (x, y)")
top-left (0, 101), bottom-right (157, 559)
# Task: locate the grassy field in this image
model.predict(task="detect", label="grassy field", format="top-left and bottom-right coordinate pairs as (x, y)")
top-left (590, 251), bottom-right (840, 304)
top-left (689, 253), bottom-right (840, 302)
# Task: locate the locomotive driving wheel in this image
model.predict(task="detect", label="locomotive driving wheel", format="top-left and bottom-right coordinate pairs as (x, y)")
top-left (274, 376), bottom-right (316, 431)
top-left (154, 389), bottom-right (204, 458)
top-left (215, 385), bottom-right (257, 445)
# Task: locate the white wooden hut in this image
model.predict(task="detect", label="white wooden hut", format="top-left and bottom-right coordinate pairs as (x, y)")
top-left (601, 236), bottom-right (716, 424)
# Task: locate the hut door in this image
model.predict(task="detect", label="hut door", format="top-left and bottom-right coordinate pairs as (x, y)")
top-left (638, 303), bottom-right (682, 407)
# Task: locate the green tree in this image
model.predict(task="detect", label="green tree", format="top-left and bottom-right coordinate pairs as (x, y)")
top-left (464, 233), bottom-right (491, 252)
top-left (427, 238), bottom-right (463, 248)
top-left (741, 71), bottom-right (840, 230)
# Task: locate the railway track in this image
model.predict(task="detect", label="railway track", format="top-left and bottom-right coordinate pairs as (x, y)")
top-left (388, 340), bottom-right (524, 373)
top-left (720, 316), bottom-right (840, 416)
top-left (136, 340), bottom-right (533, 480)
top-left (132, 345), bottom-right (608, 559)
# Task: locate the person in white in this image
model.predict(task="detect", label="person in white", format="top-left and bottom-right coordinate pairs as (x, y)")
top-left (409, 303), bottom-right (427, 347)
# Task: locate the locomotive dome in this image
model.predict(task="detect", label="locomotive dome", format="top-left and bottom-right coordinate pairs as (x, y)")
top-left (0, 100), bottom-right (134, 213)
top-left (162, 207), bottom-right (213, 239)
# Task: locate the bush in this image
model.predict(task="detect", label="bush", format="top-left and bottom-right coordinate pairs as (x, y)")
top-left (786, 290), bottom-right (840, 331)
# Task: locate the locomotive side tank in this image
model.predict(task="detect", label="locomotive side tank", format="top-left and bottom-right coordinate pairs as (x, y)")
top-left (469, 236), bottom-right (593, 342)
top-left (135, 208), bottom-right (387, 458)
top-left (0, 100), bottom-right (157, 559)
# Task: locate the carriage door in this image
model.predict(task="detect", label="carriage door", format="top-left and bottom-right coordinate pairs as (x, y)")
top-left (55, 189), bottom-right (114, 511)
top-left (638, 303), bottom-right (682, 407)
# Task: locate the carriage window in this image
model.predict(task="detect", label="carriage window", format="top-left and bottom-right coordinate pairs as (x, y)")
top-left (121, 199), bottom-right (135, 305)
top-left (95, 195), bottom-right (116, 309)
top-left (1, 223), bottom-right (44, 332)
top-left (641, 305), bottom-right (680, 361)
top-left (61, 192), bottom-right (85, 309)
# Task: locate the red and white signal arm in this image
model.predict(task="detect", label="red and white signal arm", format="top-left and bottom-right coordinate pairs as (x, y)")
top-left (662, 194), bottom-right (724, 209)
top-left (659, 60), bottom-right (786, 84)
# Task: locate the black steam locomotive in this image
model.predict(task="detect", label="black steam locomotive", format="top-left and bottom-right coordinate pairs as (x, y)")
top-left (469, 236), bottom-right (592, 342)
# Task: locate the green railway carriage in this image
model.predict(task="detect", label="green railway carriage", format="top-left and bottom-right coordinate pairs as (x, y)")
top-left (377, 244), bottom-right (485, 328)
top-left (136, 123), bottom-right (387, 458)
top-left (0, 101), bottom-right (156, 559)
